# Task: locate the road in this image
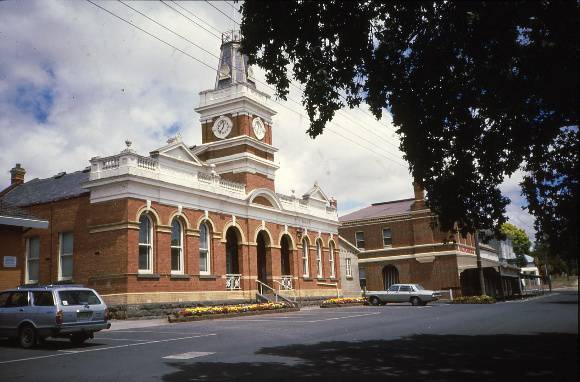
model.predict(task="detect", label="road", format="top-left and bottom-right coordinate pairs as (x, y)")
top-left (0, 290), bottom-right (577, 381)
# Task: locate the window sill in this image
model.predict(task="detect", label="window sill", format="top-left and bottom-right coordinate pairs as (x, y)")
top-left (346, 276), bottom-right (354, 280)
top-left (198, 274), bottom-right (218, 280)
top-left (302, 277), bottom-right (312, 281)
top-left (329, 278), bottom-right (338, 281)
top-left (170, 274), bottom-right (191, 280)
top-left (137, 273), bottom-right (160, 280)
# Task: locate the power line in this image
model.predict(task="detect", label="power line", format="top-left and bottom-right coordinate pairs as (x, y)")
top-left (168, 0), bottom-right (223, 36)
top-left (118, 1), bottom-right (219, 61)
top-left (204, 0), bottom-right (239, 25)
top-left (159, 0), bottom-right (221, 39)
top-left (84, 0), bottom-right (407, 168)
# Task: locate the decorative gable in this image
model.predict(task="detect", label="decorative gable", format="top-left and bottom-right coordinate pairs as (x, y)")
top-left (151, 136), bottom-right (203, 166)
top-left (302, 181), bottom-right (330, 204)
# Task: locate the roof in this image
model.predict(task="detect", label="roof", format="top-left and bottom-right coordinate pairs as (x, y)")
top-left (1, 170), bottom-right (89, 207)
top-left (339, 198), bottom-right (415, 222)
top-left (0, 199), bottom-right (48, 229)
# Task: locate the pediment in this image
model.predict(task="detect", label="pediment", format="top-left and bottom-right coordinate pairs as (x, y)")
top-left (302, 182), bottom-right (330, 203)
top-left (151, 139), bottom-right (203, 166)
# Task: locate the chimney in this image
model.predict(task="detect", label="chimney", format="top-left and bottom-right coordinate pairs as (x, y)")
top-left (413, 181), bottom-right (425, 201)
top-left (10, 163), bottom-right (26, 186)
top-left (411, 180), bottom-right (426, 211)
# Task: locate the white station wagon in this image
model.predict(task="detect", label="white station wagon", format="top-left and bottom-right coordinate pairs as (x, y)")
top-left (0, 285), bottom-right (111, 348)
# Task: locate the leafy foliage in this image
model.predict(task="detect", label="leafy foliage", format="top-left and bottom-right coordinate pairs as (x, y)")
top-left (240, 1), bottom-right (578, 238)
top-left (522, 127), bottom-right (578, 266)
top-left (500, 223), bottom-right (531, 263)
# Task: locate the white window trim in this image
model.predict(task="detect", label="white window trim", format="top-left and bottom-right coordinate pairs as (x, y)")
top-left (355, 231), bottom-right (365, 249)
top-left (301, 239), bottom-right (309, 277)
top-left (170, 219), bottom-right (184, 275)
top-left (329, 243), bottom-right (336, 278)
top-left (316, 240), bottom-right (323, 278)
top-left (58, 232), bottom-right (73, 281)
top-left (382, 228), bottom-right (392, 247)
top-left (199, 222), bottom-right (211, 275)
top-left (138, 215), bottom-right (153, 274)
top-left (25, 237), bottom-right (40, 284)
top-left (345, 258), bottom-right (352, 278)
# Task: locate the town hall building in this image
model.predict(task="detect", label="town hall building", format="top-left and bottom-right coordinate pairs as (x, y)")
top-left (0, 31), bottom-right (342, 305)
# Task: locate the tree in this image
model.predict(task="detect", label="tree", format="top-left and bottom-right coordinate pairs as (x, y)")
top-left (500, 222), bottom-right (531, 266)
top-left (521, 127), bottom-right (578, 268)
top-left (239, 1), bottom-right (578, 240)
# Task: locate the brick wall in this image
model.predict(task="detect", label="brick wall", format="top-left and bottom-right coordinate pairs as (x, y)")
top-left (0, 226), bottom-right (24, 290)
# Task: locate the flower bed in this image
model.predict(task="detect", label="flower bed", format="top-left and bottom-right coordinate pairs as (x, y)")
top-left (320, 297), bottom-right (365, 308)
top-left (451, 295), bottom-right (496, 304)
top-left (168, 302), bottom-right (296, 322)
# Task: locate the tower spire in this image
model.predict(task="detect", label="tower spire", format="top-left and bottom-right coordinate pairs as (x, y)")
top-left (215, 30), bottom-right (256, 90)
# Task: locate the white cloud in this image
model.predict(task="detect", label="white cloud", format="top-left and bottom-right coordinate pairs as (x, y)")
top-left (0, 0), bottom-right (535, 239)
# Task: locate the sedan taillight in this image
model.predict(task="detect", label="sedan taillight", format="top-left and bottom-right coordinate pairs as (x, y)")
top-left (56, 310), bottom-right (64, 325)
top-left (104, 308), bottom-right (109, 321)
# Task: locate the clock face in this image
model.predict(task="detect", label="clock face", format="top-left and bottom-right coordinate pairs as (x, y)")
top-left (212, 116), bottom-right (233, 139)
top-left (252, 117), bottom-right (266, 140)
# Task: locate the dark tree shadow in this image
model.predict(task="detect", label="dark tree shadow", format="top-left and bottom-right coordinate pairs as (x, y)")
top-left (162, 333), bottom-right (578, 382)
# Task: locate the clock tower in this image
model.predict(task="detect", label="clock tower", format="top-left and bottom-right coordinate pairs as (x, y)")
top-left (193, 30), bottom-right (278, 192)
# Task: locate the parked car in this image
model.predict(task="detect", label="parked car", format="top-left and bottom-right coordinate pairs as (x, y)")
top-left (0, 284), bottom-right (111, 348)
top-left (366, 284), bottom-right (441, 306)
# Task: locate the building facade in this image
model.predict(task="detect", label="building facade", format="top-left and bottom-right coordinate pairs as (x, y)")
top-left (338, 236), bottom-right (362, 297)
top-left (0, 32), bottom-right (342, 305)
top-left (339, 183), bottom-right (519, 298)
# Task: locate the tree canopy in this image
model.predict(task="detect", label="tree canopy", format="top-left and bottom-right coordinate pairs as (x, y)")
top-left (500, 222), bottom-right (531, 265)
top-left (239, 1), bottom-right (578, 251)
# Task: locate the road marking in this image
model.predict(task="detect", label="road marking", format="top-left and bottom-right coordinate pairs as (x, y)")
top-left (303, 312), bottom-right (381, 323)
top-left (0, 334), bottom-right (217, 365)
top-left (92, 337), bottom-right (150, 342)
top-left (103, 330), bottom-right (204, 335)
top-left (163, 351), bottom-right (215, 360)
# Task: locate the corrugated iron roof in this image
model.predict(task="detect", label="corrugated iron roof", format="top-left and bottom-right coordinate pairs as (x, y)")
top-left (339, 198), bottom-right (415, 222)
top-left (1, 170), bottom-right (89, 207)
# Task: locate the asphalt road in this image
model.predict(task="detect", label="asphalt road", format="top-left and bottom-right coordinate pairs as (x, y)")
top-left (0, 291), bottom-right (577, 381)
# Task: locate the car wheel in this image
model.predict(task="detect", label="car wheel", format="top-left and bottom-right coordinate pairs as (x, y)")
top-left (19, 324), bottom-right (37, 349)
top-left (410, 297), bottom-right (422, 306)
top-left (70, 333), bottom-right (89, 345)
top-left (369, 296), bottom-right (381, 306)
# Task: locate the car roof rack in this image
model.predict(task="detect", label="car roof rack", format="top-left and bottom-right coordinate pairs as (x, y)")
top-left (16, 284), bottom-right (85, 289)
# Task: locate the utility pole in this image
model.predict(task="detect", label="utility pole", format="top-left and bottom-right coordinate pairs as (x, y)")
top-left (474, 230), bottom-right (486, 296)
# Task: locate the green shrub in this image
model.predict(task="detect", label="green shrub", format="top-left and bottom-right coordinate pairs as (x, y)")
top-left (451, 295), bottom-right (496, 304)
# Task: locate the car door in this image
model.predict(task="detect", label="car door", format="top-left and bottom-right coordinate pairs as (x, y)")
top-left (2, 291), bottom-right (30, 332)
top-left (386, 285), bottom-right (399, 303)
top-left (31, 291), bottom-right (56, 331)
top-left (0, 292), bottom-right (12, 336)
top-left (398, 285), bottom-right (412, 302)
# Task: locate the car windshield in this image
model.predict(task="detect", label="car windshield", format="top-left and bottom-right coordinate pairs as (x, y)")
top-left (414, 284), bottom-right (425, 290)
top-left (58, 290), bottom-right (101, 306)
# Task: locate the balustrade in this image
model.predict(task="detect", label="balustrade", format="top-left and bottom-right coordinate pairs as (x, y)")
top-left (225, 274), bottom-right (242, 290)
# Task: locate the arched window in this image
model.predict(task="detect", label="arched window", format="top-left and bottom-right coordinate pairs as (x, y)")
top-left (329, 241), bottom-right (335, 278)
top-left (138, 214), bottom-right (153, 273)
top-left (301, 239), bottom-right (309, 277)
top-left (199, 222), bottom-right (210, 275)
top-left (316, 239), bottom-right (323, 278)
top-left (170, 218), bottom-right (183, 274)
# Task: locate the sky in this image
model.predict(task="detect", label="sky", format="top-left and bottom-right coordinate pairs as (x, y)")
top-left (0, 0), bottom-right (536, 239)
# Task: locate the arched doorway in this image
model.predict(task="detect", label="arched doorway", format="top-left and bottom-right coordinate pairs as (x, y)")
top-left (226, 227), bottom-right (240, 274)
top-left (280, 235), bottom-right (291, 276)
top-left (256, 231), bottom-right (270, 284)
top-left (382, 265), bottom-right (399, 290)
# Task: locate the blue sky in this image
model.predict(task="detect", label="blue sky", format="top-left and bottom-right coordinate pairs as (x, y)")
top-left (0, 0), bottom-right (536, 240)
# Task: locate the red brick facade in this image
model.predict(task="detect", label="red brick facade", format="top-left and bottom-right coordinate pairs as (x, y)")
top-left (2, 196), bottom-right (340, 304)
top-left (339, 199), bottom-right (476, 296)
